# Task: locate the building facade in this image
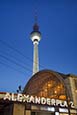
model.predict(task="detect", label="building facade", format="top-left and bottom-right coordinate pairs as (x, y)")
top-left (0, 69), bottom-right (77, 115)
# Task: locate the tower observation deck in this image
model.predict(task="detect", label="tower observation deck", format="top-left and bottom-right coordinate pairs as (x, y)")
top-left (30, 21), bottom-right (41, 75)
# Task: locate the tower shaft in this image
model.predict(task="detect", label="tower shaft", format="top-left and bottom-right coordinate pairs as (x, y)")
top-left (33, 42), bottom-right (39, 75)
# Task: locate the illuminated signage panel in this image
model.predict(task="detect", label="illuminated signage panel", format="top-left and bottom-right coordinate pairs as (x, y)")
top-left (0, 92), bottom-right (75, 108)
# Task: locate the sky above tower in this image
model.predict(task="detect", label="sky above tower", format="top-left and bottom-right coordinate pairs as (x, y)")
top-left (0, 0), bottom-right (77, 93)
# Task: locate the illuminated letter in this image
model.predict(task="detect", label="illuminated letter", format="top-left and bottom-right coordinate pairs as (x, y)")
top-left (17, 94), bottom-right (23, 102)
top-left (30, 96), bottom-right (35, 103)
top-left (11, 93), bottom-right (16, 101)
top-left (47, 98), bottom-right (51, 105)
top-left (23, 95), bottom-right (29, 102)
top-left (56, 100), bottom-right (61, 106)
top-left (41, 97), bottom-right (46, 105)
top-left (60, 101), bottom-right (68, 107)
top-left (35, 96), bottom-right (41, 104)
top-left (4, 92), bottom-right (11, 100)
top-left (51, 99), bottom-right (55, 106)
top-left (70, 101), bottom-right (74, 108)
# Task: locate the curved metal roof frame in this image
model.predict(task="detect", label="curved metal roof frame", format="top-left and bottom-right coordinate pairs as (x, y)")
top-left (23, 70), bottom-right (69, 98)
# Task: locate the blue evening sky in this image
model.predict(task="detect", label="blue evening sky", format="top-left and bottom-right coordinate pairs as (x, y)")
top-left (0, 0), bottom-right (77, 93)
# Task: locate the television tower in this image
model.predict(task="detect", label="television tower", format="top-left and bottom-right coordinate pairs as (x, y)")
top-left (30, 17), bottom-right (41, 75)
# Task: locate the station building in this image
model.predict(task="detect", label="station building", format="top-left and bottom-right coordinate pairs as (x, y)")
top-left (0, 69), bottom-right (77, 115)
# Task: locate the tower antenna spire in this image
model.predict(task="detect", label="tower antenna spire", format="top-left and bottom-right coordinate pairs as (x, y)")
top-left (35, 10), bottom-right (38, 24)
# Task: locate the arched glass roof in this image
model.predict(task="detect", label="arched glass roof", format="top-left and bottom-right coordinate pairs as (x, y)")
top-left (23, 70), bottom-right (68, 100)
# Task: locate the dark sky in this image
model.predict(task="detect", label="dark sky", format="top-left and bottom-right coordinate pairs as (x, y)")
top-left (0, 0), bottom-right (77, 93)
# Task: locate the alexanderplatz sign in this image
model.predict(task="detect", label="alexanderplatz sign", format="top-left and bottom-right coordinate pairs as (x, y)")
top-left (0, 92), bottom-right (75, 109)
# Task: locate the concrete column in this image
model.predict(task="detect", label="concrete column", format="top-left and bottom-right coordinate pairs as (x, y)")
top-left (69, 77), bottom-right (77, 107)
top-left (25, 110), bottom-right (31, 115)
top-left (13, 103), bottom-right (25, 115)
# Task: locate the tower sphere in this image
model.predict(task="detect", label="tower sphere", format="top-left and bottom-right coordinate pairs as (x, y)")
top-left (30, 23), bottom-right (41, 44)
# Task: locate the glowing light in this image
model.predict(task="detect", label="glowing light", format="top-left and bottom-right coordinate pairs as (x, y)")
top-left (55, 112), bottom-right (59, 115)
top-left (48, 83), bottom-right (51, 87)
top-left (57, 86), bottom-right (60, 89)
top-left (48, 107), bottom-right (55, 111)
top-left (75, 89), bottom-right (77, 93)
top-left (59, 108), bottom-right (68, 112)
top-left (54, 90), bottom-right (57, 94)
top-left (59, 95), bottom-right (66, 100)
top-left (32, 36), bottom-right (40, 42)
top-left (44, 89), bottom-right (47, 92)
